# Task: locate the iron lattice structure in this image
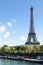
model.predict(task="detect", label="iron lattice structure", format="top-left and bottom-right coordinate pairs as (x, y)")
top-left (25, 7), bottom-right (40, 45)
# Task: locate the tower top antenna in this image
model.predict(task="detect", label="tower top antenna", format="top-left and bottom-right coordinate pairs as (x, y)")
top-left (30, 6), bottom-right (33, 10)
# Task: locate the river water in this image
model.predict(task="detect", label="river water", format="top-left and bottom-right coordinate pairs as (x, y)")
top-left (0, 59), bottom-right (43, 65)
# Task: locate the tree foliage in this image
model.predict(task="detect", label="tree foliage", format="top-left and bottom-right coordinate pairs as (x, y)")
top-left (0, 45), bottom-right (43, 54)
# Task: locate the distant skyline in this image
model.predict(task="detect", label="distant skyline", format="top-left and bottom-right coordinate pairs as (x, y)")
top-left (0, 0), bottom-right (43, 46)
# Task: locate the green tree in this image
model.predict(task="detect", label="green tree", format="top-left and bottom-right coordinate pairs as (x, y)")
top-left (40, 45), bottom-right (43, 51)
top-left (32, 45), bottom-right (40, 53)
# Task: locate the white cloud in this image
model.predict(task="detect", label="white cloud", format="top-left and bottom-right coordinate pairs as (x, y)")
top-left (7, 22), bottom-right (12, 26)
top-left (4, 32), bottom-right (10, 38)
top-left (0, 36), bottom-right (2, 41)
top-left (13, 31), bottom-right (17, 34)
top-left (18, 36), bottom-right (27, 45)
top-left (9, 19), bottom-right (16, 23)
top-left (19, 36), bottom-right (27, 42)
top-left (0, 41), bottom-right (12, 47)
top-left (0, 42), bottom-right (5, 47)
top-left (4, 41), bottom-right (13, 46)
top-left (7, 19), bottom-right (16, 27)
top-left (0, 41), bottom-right (10, 47)
top-left (13, 19), bottom-right (16, 23)
top-left (0, 25), bottom-right (5, 32)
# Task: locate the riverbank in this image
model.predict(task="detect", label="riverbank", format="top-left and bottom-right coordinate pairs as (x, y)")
top-left (0, 56), bottom-right (43, 63)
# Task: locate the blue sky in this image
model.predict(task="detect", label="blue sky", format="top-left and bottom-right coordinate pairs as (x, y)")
top-left (0, 0), bottom-right (43, 46)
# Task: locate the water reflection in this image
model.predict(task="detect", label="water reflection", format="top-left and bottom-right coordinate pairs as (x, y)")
top-left (0, 59), bottom-right (43, 65)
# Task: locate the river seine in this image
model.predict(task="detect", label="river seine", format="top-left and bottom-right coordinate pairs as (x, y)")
top-left (0, 59), bottom-right (43, 65)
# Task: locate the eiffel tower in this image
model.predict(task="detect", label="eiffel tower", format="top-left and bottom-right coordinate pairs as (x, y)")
top-left (25, 7), bottom-right (40, 45)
